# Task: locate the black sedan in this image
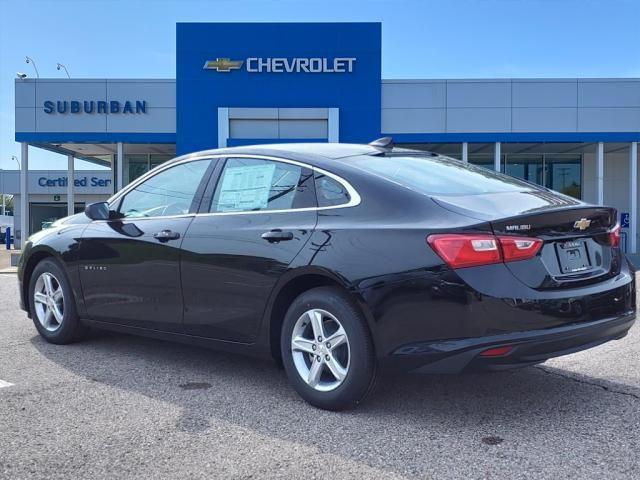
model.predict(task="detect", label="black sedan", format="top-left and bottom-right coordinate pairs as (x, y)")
top-left (18, 139), bottom-right (636, 410)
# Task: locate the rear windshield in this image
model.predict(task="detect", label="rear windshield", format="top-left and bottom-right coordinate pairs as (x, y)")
top-left (351, 155), bottom-right (537, 196)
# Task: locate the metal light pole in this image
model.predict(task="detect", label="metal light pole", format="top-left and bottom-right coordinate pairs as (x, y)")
top-left (56, 63), bottom-right (70, 78)
top-left (25, 56), bottom-right (39, 78)
top-left (1, 169), bottom-right (5, 216)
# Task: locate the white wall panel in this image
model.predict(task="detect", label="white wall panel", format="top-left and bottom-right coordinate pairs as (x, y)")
top-left (107, 80), bottom-right (175, 108)
top-left (15, 82), bottom-right (36, 108)
top-left (15, 107), bottom-right (35, 132)
top-left (35, 80), bottom-right (107, 106)
top-left (447, 108), bottom-right (511, 132)
top-left (446, 81), bottom-right (510, 108)
top-left (512, 81), bottom-right (577, 108)
top-left (603, 151), bottom-right (630, 218)
top-left (381, 108), bottom-right (445, 133)
top-left (279, 119), bottom-right (327, 138)
top-left (578, 108), bottom-right (640, 132)
top-left (578, 81), bottom-right (640, 107)
top-left (229, 119), bottom-right (279, 138)
top-left (512, 108), bottom-right (577, 132)
top-left (36, 107), bottom-right (107, 132)
top-left (382, 82), bottom-right (446, 108)
top-left (107, 108), bottom-right (176, 133)
top-left (278, 108), bottom-right (329, 119)
top-left (229, 108), bottom-right (278, 119)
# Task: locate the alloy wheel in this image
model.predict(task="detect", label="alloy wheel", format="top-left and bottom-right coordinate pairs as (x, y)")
top-left (33, 272), bottom-right (65, 332)
top-left (291, 308), bottom-right (350, 392)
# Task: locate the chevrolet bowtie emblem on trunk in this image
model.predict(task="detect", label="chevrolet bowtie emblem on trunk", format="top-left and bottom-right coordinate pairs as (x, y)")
top-left (573, 218), bottom-right (591, 230)
top-left (203, 58), bottom-right (244, 72)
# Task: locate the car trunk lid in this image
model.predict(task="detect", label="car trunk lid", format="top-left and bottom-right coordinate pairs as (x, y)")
top-left (432, 190), bottom-right (620, 289)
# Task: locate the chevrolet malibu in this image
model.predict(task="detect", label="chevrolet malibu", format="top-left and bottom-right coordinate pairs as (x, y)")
top-left (18, 140), bottom-right (636, 410)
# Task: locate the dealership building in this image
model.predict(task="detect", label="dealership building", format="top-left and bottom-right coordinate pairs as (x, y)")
top-left (12, 22), bottom-right (640, 250)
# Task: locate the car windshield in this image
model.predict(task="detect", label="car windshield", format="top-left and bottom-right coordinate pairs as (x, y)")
top-left (351, 154), bottom-right (538, 196)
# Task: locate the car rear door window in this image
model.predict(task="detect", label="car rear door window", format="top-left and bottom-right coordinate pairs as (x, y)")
top-left (118, 159), bottom-right (212, 218)
top-left (315, 174), bottom-right (351, 207)
top-left (210, 158), bottom-right (314, 212)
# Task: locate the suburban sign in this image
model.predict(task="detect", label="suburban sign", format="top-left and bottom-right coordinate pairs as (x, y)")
top-left (43, 100), bottom-right (147, 114)
top-left (204, 57), bottom-right (356, 73)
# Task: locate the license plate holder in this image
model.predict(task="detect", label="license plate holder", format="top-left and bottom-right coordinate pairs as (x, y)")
top-left (556, 240), bottom-right (591, 274)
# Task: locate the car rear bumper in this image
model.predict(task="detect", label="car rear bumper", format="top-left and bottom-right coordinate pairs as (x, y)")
top-left (387, 311), bottom-right (635, 373)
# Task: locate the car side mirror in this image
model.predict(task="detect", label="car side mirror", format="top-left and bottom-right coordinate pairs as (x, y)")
top-left (85, 202), bottom-right (111, 221)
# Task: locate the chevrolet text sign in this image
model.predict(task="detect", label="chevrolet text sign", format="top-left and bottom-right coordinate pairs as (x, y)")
top-left (204, 57), bottom-right (356, 73)
top-left (178, 22), bottom-right (381, 154)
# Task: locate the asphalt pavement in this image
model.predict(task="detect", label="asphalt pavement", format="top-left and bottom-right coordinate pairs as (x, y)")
top-left (1, 274), bottom-right (639, 479)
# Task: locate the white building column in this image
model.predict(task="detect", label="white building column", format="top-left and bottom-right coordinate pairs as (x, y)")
top-left (461, 142), bottom-right (468, 163)
top-left (328, 108), bottom-right (339, 143)
top-left (67, 154), bottom-right (75, 217)
top-left (596, 142), bottom-right (604, 205)
top-left (116, 142), bottom-right (124, 191)
top-left (494, 142), bottom-right (501, 172)
top-left (217, 108), bottom-right (229, 148)
top-left (20, 143), bottom-right (29, 248)
top-left (630, 142), bottom-right (638, 254)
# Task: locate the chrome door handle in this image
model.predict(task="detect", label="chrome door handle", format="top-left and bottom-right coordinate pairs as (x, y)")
top-left (261, 230), bottom-right (294, 243)
top-left (153, 230), bottom-right (180, 242)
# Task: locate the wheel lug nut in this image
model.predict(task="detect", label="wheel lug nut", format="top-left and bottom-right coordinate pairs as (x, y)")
top-left (325, 355), bottom-right (330, 361)
top-left (326, 342), bottom-right (331, 349)
top-left (317, 356), bottom-right (322, 362)
top-left (317, 336), bottom-right (322, 342)
top-left (312, 344), bottom-right (317, 351)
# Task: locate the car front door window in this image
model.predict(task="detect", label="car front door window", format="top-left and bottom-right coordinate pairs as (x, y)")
top-left (119, 160), bottom-right (212, 218)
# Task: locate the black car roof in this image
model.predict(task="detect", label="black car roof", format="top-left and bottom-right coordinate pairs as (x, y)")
top-left (172, 142), bottom-right (385, 164)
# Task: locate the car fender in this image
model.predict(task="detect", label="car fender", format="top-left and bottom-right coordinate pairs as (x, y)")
top-left (255, 265), bottom-right (378, 358)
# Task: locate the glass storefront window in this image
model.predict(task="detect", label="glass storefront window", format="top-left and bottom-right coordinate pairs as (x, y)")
top-left (124, 154), bottom-right (174, 185)
top-left (150, 154), bottom-right (173, 170)
top-left (468, 154), bottom-right (498, 170)
top-left (125, 154), bottom-right (149, 185)
top-left (545, 155), bottom-right (581, 198)
top-left (504, 154), bottom-right (544, 185)
top-left (30, 203), bottom-right (85, 234)
top-left (398, 142), bottom-right (583, 200)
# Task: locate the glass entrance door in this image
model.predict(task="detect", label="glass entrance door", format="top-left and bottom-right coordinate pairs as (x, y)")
top-left (545, 155), bottom-right (582, 198)
top-left (503, 153), bottom-right (581, 199)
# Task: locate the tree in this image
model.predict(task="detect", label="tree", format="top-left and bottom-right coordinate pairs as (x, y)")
top-left (1, 194), bottom-right (13, 216)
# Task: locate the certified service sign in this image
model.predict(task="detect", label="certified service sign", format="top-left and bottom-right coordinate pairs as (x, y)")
top-left (204, 57), bottom-right (356, 73)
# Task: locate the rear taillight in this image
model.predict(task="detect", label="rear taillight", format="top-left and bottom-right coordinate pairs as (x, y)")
top-left (427, 234), bottom-right (501, 269)
top-left (609, 223), bottom-right (621, 248)
top-left (499, 236), bottom-right (543, 262)
top-left (428, 233), bottom-right (542, 269)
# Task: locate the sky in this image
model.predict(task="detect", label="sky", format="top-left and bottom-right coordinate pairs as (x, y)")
top-left (0, 0), bottom-right (638, 171)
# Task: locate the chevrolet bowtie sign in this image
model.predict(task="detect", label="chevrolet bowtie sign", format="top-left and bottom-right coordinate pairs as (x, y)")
top-left (203, 57), bottom-right (356, 73)
top-left (203, 58), bottom-right (244, 72)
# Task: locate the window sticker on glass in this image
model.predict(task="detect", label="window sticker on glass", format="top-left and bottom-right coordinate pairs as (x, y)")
top-left (217, 163), bottom-right (277, 212)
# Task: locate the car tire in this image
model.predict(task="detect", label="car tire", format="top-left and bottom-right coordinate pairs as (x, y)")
top-left (29, 258), bottom-right (87, 344)
top-left (281, 286), bottom-right (376, 411)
